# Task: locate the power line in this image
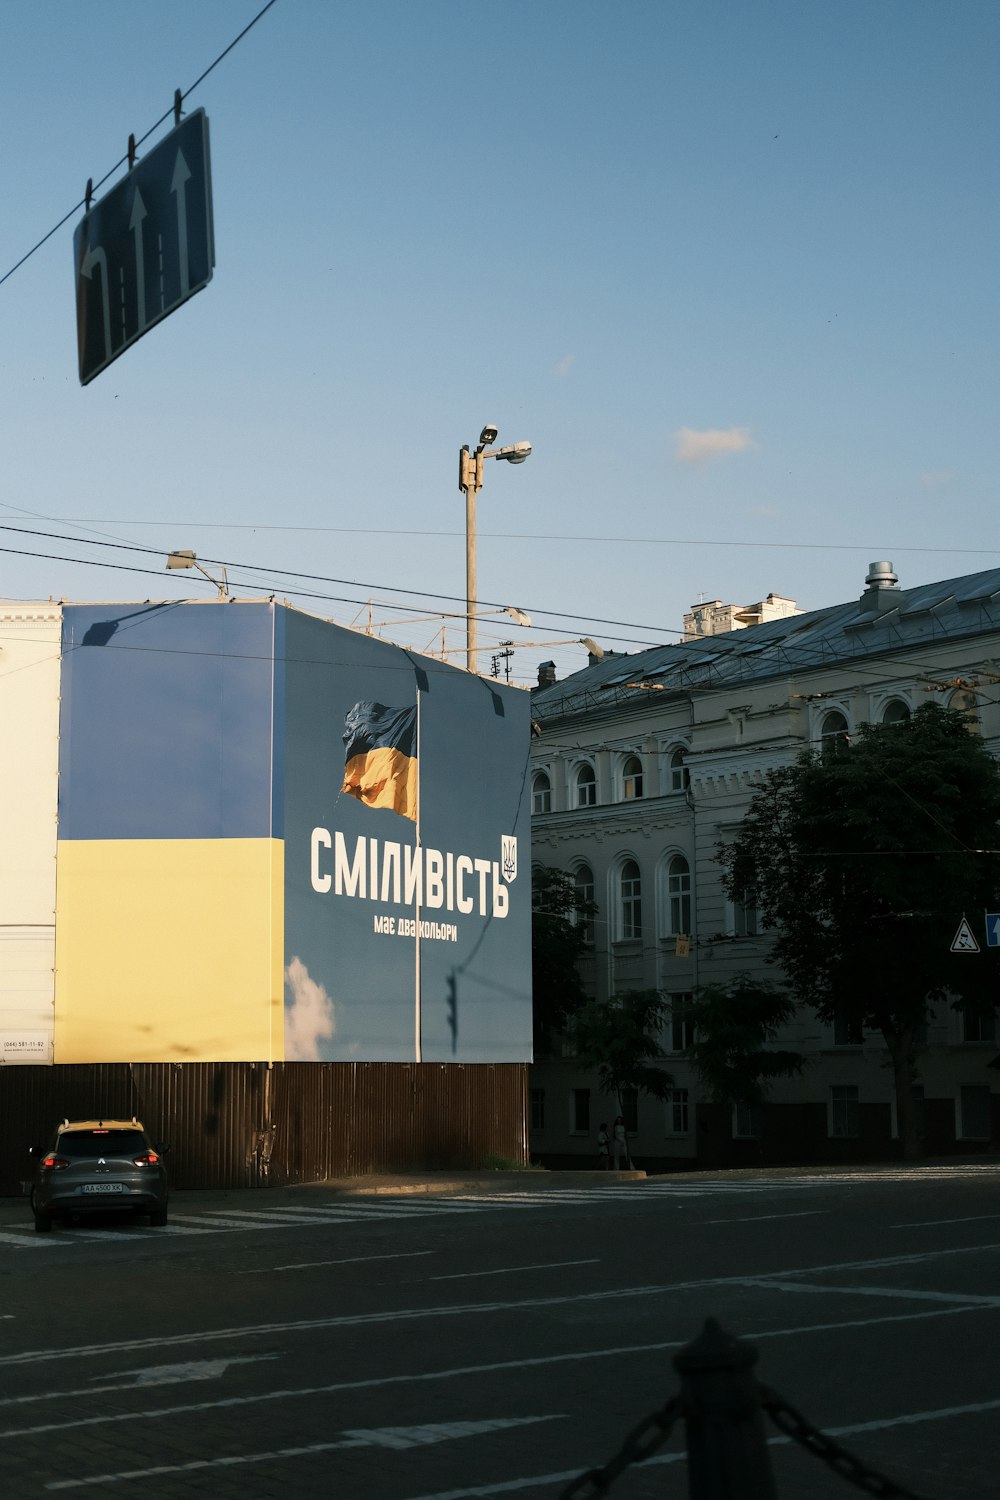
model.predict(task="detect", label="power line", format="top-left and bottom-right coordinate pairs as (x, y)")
top-left (9, 512), bottom-right (1000, 560)
top-left (0, 0), bottom-right (279, 290)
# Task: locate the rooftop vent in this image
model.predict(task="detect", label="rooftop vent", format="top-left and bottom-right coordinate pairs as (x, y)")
top-left (860, 560), bottom-right (900, 613)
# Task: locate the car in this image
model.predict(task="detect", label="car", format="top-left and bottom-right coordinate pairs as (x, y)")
top-left (29, 1117), bottom-right (169, 1233)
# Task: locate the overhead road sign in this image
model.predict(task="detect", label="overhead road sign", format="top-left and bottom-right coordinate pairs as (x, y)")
top-left (73, 110), bottom-right (215, 385)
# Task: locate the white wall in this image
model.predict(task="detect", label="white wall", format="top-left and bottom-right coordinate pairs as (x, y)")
top-left (0, 605), bottom-right (61, 1062)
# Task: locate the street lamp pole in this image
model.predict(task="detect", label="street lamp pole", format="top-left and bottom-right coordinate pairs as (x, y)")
top-left (458, 425), bottom-right (532, 673)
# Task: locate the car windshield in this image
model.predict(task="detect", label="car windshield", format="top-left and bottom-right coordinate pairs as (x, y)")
top-left (56, 1130), bottom-right (148, 1158)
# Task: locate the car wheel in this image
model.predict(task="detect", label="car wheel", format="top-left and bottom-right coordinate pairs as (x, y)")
top-left (149, 1206), bottom-right (168, 1228)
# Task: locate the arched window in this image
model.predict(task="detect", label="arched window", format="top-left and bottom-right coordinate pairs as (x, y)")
top-left (620, 859), bottom-right (642, 940)
top-left (881, 699), bottom-right (910, 726)
top-left (531, 770), bottom-right (552, 814)
top-left (576, 762), bottom-right (597, 807)
top-left (820, 710), bottom-right (849, 753)
top-left (574, 863), bottom-right (595, 944)
top-left (669, 747), bottom-right (690, 792)
top-left (622, 755), bottom-right (643, 800)
top-left (667, 854), bottom-right (691, 936)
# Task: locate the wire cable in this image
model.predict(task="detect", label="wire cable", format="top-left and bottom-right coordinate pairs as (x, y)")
top-left (0, 0), bottom-right (279, 290)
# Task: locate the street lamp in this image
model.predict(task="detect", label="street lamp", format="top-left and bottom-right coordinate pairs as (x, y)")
top-left (458, 423), bottom-right (532, 672)
top-left (166, 549), bottom-right (230, 599)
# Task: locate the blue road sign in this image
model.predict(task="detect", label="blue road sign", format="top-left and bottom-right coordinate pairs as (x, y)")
top-left (73, 110), bottom-right (215, 385)
top-left (986, 913), bottom-right (1000, 948)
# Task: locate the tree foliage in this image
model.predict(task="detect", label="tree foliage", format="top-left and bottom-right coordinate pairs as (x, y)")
top-left (531, 865), bottom-right (596, 1053)
top-left (572, 990), bottom-right (673, 1108)
top-left (682, 976), bottom-right (804, 1107)
top-left (720, 702), bottom-right (1000, 1155)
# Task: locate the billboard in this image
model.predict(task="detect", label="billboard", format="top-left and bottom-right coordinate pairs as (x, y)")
top-left (52, 601), bottom-right (532, 1064)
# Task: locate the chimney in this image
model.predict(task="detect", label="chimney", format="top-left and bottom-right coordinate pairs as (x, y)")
top-left (536, 660), bottom-right (557, 689)
top-left (859, 560), bottom-right (900, 613)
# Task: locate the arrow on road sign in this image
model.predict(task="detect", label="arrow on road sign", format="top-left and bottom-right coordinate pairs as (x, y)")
top-left (951, 918), bottom-right (980, 953)
top-left (74, 109), bottom-right (214, 385)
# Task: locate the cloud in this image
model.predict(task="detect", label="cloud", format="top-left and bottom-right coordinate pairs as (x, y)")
top-left (675, 426), bottom-right (756, 465)
top-left (553, 354), bottom-right (575, 379)
top-left (919, 470), bottom-right (954, 489)
top-left (284, 956), bottom-right (335, 1060)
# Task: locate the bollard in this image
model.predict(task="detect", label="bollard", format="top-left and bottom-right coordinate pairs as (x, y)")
top-left (673, 1319), bottom-right (778, 1500)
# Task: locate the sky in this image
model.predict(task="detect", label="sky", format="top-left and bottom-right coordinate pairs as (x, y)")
top-left (1, 0), bottom-right (997, 688)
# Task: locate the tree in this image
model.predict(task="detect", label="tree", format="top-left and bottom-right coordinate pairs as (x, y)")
top-left (531, 866), bottom-right (596, 1054)
top-left (683, 975), bottom-right (804, 1119)
top-left (721, 702), bottom-right (1000, 1158)
top-left (572, 990), bottom-right (673, 1145)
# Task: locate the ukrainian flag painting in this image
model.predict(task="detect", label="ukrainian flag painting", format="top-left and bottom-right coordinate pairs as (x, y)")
top-left (341, 700), bottom-right (418, 821)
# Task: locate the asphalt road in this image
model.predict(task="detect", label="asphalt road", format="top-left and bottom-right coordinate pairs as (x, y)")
top-left (1, 1163), bottom-right (999, 1499)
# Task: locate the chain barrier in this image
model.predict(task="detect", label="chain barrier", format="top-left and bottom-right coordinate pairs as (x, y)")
top-left (558, 1396), bottom-right (682, 1499)
top-left (760, 1385), bottom-right (927, 1500)
top-left (558, 1329), bottom-right (930, 1500)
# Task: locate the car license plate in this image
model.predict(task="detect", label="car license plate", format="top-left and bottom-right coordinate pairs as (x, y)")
top-left (82, 1183), bottom-right (125, 1193)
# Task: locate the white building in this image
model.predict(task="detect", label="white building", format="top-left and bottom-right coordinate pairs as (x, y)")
top-left (527, 563), bottom-right (999, 1168)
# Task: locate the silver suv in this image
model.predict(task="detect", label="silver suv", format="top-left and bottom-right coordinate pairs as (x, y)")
top-left (30, 1118), bottom-right (169, 1232)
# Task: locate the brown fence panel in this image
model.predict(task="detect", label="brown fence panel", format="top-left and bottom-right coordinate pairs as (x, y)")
top-left (0, 1061), bottom-right (528, 1196)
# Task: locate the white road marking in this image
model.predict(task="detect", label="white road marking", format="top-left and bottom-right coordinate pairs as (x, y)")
top-left (91, 1355), bottom-right (276, 1387)
top-left (426, 1260), bottom-right (600, 1282)
top-left (0, 1231), bottom-right (67, 1249)
top-left (739, 1278), bottom-right (1000, 1306)
top-left (392, 1396), bottom-right (1000, 1500)
top-left (44, 1415), bottom-right (563, 1490)
top-left (6, 1242), bottom-right (1000, 1371)
top-left (243, 1250), bottom-right (434, 1273)
top-left (703, 1212), bottom-right (825, 1224)
top-left (892, 1213), bottom-right (1000, 1228)
top-left (1, 1305), bottom-right (984, 1437)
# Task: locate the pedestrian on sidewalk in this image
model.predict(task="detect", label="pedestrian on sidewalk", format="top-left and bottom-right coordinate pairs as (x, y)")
top-left (596, 1122), bottom-right (610, 1169)
top-left (612, 1115), bottom-right (630, 1170)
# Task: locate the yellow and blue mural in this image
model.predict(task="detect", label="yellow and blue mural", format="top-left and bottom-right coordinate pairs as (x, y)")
top-left (53, 601), bottom-right (532, 1065)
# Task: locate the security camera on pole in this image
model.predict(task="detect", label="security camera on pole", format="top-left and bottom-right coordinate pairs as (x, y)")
top-left (458, 424), bottom-right (532, 673)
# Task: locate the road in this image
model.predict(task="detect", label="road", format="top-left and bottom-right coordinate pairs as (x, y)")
top-left (1, 1164), bottom-right (999, 1498)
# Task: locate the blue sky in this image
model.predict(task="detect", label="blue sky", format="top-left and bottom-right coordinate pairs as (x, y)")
top-left (1, 0), bottom-right (997, 685)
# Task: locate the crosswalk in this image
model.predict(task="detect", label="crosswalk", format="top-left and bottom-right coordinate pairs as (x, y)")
top-left (0, 1178), bottom-right (822, 1249)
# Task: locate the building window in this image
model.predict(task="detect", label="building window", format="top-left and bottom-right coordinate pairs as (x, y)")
top-left (732, 892), bottom-right (758, 938)
top-left (665, 1088), bottom-right (690, 1135)
top-left (820, 710), bottom-right (849, 751)
top-left (530, 1089), bottom-right (545, 1131)
top-left (667, 994), bottom-right (694, 1053)
top-left (959, 1085), bottom-right (992, 1140)
top-left (830, 1084), bottom-right (859, 1138)
top-left (666, 854), bottom-right (691, 936)
top-left (621, 1088), bottom-right (639, 1134)
top-left (576, 763), bottom-right (597, 807)
top-left (669, 748), bottom-right (690, 792)
top-left (572, 1089), bottom-right (591, 1134)
top-left (881, 698), bottom-right (910, 725)
top-left (573, 863), bottom-right (595, 944)
top-left (733, 1101), bottom-right (762, 1138)
top-left (622, 755), bottom-right (643, 800)
top-left (833, 1005), bottom-right (863, 1046)
top-left (620, 859), bottom-right (642, 940)
top-left (532, 771), bottom-right (552, 814)
top-left (961, 1006), bottom-right (997, 1043)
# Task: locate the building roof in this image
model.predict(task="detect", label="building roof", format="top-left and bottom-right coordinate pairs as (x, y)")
top-left (532, 566), bottom-right (1000, 719)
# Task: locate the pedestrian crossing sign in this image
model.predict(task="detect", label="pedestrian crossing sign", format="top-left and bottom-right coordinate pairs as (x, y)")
top-left (950, 918), bottom-right (980, 953)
